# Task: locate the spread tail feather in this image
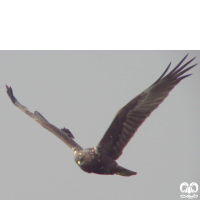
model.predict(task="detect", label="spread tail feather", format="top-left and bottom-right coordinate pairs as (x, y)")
top-left (115, 165), bottom-right (137, 177)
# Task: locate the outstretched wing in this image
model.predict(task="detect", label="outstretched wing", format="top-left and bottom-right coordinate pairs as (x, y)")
top-left (6, 85), bottom-right (82, 152)
top-left (96, 54), bottom-right (197, 160)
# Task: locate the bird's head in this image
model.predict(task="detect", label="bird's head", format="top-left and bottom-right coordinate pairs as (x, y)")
top-left (75, 152), bottom-right (86, 166)
top-left (74, 149), bottom-right (96, 173)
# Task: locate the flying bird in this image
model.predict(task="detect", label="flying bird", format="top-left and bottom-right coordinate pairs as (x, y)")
top-left (6, 54), bottom-right (197, 177)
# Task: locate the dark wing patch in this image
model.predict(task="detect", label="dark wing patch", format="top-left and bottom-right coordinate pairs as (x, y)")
top-left (96, 55), bottom-right (197, 160)
top-left (61, 127), bottom-right (75, 139)
top-left (6, 85), bottom-right (82, 151)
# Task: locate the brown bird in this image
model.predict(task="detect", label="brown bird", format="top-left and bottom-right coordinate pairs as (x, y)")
top-left (6, 54), bottom-right (197, 176)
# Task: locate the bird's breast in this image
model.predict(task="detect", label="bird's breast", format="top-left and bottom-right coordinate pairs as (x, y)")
top-left (74, 148), bottom-right (117, 175)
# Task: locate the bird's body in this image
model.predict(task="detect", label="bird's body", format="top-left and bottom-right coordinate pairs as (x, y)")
top-left (74, 148), bottom-right (117, 175)
top-left (6, 54), bottom-right (197, 177)
top-left (74, 148), bottom-right (136, 176)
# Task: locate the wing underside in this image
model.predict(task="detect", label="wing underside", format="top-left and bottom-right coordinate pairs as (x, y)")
top-left (96, 54), bottom-right (197, 160)
top-left (6, 85), bottom-right (83, 152)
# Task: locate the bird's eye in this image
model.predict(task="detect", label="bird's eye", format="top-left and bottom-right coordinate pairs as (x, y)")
top-left (77, 157), bottom-right (85, 165)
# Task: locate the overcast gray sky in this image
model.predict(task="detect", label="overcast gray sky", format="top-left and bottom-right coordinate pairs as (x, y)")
top-left (0, 51), bottom-right (199, 200)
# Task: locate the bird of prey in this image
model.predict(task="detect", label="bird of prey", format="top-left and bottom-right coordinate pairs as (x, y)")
top-left (6, 54), bottom-right (197, 177)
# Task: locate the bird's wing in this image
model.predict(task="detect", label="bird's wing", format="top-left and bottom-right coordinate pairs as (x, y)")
top-left (6, 85), bottom-right (82, 152)
top-left (96, 54), bottom-right (197, 160)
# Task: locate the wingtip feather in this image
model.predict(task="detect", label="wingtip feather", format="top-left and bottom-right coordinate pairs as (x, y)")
top-left (5, 85), bottom-right (16, 104)
top-left (182, 54), bottom-right (189, 61)
top-left (178, 74), bottom-right (192, 80)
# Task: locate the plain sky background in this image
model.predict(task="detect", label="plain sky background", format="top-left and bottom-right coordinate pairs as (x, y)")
top-left (0, 51), bottom-right (200, 200)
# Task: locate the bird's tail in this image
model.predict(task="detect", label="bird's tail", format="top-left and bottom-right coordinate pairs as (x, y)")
top-left (114, 165), bottom-right (137, 177)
